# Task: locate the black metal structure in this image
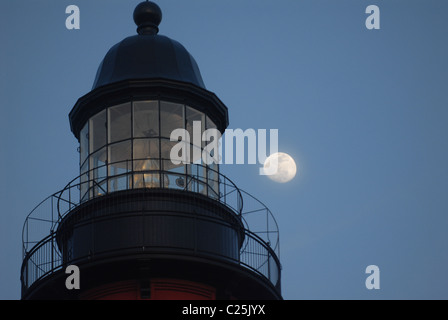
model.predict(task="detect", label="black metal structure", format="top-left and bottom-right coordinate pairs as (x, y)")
top-left (21, 1), bottom-right (282, 300)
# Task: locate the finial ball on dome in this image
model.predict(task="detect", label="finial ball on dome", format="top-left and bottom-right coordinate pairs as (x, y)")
top-left (133, 1), bottom-right (162, 35)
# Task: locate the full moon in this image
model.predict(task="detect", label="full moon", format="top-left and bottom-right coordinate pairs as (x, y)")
top-left (263, 152), bottom-right (297, 183)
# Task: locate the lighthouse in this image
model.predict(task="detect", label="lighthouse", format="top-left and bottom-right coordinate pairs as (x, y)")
top-left (21, 1), bottom-right (281, 300)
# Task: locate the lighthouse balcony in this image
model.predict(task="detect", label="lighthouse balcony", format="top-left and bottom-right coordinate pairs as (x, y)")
top-left (21, 163), bottom-right (281, 299)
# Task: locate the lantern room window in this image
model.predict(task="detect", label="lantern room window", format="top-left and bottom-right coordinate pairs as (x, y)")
top-left (79, 100), bottom-right (219, 201)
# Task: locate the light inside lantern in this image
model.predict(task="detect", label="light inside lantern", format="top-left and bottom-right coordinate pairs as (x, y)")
top-left (79, 100), bottom-right (218, 201)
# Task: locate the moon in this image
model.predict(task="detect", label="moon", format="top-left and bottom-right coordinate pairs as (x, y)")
top-left (263, 152), bottom-right (297, 183)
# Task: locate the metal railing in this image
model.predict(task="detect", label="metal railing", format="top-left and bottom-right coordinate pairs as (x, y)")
top-left (21, 218), bottom-right (280, 295)
top-left (23, 160), bottom-right (243, 252)
top-left (21, 160), bottom-right (281, 295)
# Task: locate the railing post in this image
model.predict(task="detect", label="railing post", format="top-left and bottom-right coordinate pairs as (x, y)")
top-left (24, 260), bottom-right (28, 293)
top-left (50, 230), bottom-right (54, 274)
top-left (267, 248), bottom-right (271, 283)
top-left (69, 184), bottom-right (72, 211)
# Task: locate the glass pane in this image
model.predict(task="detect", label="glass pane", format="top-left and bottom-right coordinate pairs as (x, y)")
top-left (189, 143), bottom-right (203, 165)
top-left (108, 141), bottom-right (132, 176)
top-left (90, 147), bottom-right (107, 196)
top-left (133, 173), bottom-right (161, 189)
top-left (80, 157), bottom-right (89, 175)
top-left (202, 134), bottom-right (221, 166)
top-left (160, 102), bottom-right (184, 138)
top-left (94, 180), bottom-right (108, 197)
top-left (186, 106), bottom-right (204, 147)
top-left (162, 160), bottom-right (185, 189)
top-left (133, 139), bottom-right (161, 180)
top-left (133, 139), bottom-right (159, 163)
top-left (206, 116), bottom-right (217, 130)
top-left (133, 101), bottom-right (159, 138)
top-left (109, 174), bottom-right (131, 193)
top-left (80, 122), bottom-right (89, 166)
top-left (90, 147), bottom-right (107, 170)
top-left (185, 165), bottom-right (195, 193)
top-left (208, 161), bottom-right (218, 175)
top-left (169, 138), bottom-right (191, 165)
top-left (160, 139), bottom-right (178, 163)
top-left (109, 140), bottom-right (132, 192)
top-left (93, 165), bottom-right (108, 183)
top-left (108, 103), bottom-right (131, 143)
top-left (207, 163), bottom-right (219, 199)
top-left (90, 110), bottom-right (107, 153)
top-left (186, 165), bottom-right (206, 195)
top-left (134, 158), bottom-right (160, 173)
top-left (80, 161), bottom-right (89, 201)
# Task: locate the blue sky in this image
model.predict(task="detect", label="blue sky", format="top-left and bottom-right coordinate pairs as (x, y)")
top-left (1, 0), bottom-right (448, 299)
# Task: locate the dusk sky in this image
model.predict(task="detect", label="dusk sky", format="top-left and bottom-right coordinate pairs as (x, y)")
top-left (1, 0), bottom-right (448, 299)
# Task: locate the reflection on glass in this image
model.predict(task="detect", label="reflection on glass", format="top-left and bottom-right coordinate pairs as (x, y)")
top-left (133, 138), bottom-right (160, 188)
top-left (133, 139), bottom-right (159, 162)
top-left (90, 147), bottom-right (107, 196)
top-left (108, 103), bottom-right (131, 143)
top-left (189, 144), bottom-right (203, 165)
top-left (80, 101), bottom-right (219, 199)
top-left (163, 160), bottom-right (185, 189)
top-left (108, 141), bottom-right (131, 168)
top-left (90, 147), bottom-right (107, 174)
top-left (208, 162), bottom-right (219, 199)
top-left (90, 109), bottom-right (107, 153)
top-left (160, 102), bottom-right (184, 138)
top-left (186, 164), bottom-right (207, 195)
top-left (186, 106), bottom-right (204, 148)
top-left (109, 175), bottom-right (130, 192)
top-left (133, 160), bottom-right (164, 188)
top-left (134, 101), bottom-right (159, 138)
top-left (80, 122), bottom-right (89, 166)
top-left (206, 116), bottom-right (217, 130)
top-left (161, 139), bottom-right (185, 189)
top-left (80, 161), bottom-right (89, 201)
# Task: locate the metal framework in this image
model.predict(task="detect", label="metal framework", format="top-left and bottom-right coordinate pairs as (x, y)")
top-left (21, 162), bottom-right (281, 296)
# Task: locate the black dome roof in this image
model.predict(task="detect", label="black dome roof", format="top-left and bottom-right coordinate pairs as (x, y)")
top-left (92, 34), bottom-right (206, 90)
top-left (92, 1), bottom-right (205, 90)
top-left (70, 2), bottom-right (229, 139)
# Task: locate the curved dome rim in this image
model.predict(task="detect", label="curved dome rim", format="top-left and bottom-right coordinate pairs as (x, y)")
top-left (92, 34), bottom-right (206, 90)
